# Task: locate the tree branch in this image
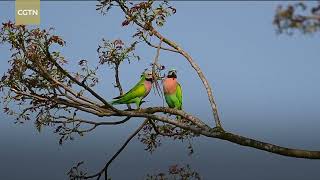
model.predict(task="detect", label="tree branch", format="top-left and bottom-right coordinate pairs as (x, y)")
top-left (44, 42), bottom-right (116, 111)
top-left (142, 34), bottom-right (179, 53)
top-left (74, 119), bottom-right (148, 180)
top-left (10, 86), bottom-right (320, 159)
top-left (116, 0), bottom-right (222, 129)
top-left (205, 130), bottom-right (320, 159)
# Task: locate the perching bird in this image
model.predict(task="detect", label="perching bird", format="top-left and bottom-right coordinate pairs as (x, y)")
top-left (162, 69), bottom-right (183, 110)
top-left (111, 70), bottom-right (153, 109)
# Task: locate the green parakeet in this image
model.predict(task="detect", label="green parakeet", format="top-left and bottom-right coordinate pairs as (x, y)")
top-left (111, 71), bottom-right (153, 108)
top-left (163, 69), bottom-right (183, 110)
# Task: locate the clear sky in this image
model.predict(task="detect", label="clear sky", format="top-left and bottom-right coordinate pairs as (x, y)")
top-left (1, 1), bottom-right (320, 180)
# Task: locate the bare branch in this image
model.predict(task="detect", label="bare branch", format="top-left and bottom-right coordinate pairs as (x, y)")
top-left (151, 39), bottom-right (164, 98)
top-left (43, 42), bottom-right (116, 110)
top-left (142, 34), bottom-right (179, 53)
top-left (205, 130), bottom-right (320, 159)
top-left (72, 119), bottom-right (148, 179)
top-left (52, 116), bottom-right (131, 126)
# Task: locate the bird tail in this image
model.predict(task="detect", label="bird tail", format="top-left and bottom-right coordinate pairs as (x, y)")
top-left (110, 100), bottom-right (118, 105)
top-left (112, 95), bottom-right (122, 100)
top-left (100, 101), bottom-right (117, 109)
top-left (109, 94), bottom-right (125, 105)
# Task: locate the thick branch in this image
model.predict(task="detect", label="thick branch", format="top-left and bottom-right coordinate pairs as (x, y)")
top-left (303, 15), bottom-right (320, 21)
top-left (204, 129), bottom-right (320, 159)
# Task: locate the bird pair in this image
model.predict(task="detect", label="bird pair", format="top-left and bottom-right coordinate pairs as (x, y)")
top-left (111, 69), bottom-right (182, 110)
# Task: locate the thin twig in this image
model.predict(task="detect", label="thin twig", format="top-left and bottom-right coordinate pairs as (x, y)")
top-left (81, 119), bottom-right (148, 179)
top-left (142, 34), bottom-right (179, 53)
top-left (114, 63), bottom-right (131, 109)
top-left (151, 38), bottom-right (164, 98)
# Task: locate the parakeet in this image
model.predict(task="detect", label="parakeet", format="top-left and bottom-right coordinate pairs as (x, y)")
top-left (111, 70), bottom-right (153, 108)
top-left (163, 69), bottom-right (183, 110)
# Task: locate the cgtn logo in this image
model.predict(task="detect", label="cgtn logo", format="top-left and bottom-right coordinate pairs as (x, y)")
top-left (15, 0), bottom-right (40, 25)
top-left (17, 9), bottom-right (39, 16)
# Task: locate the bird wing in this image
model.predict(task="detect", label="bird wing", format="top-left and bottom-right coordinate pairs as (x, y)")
top-left (176, 82), bottom-right (183, 107)
top-left (113, 80), bottom-right (146, 103)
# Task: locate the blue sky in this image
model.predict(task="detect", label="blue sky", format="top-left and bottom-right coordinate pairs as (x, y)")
top-left (1, 1), bottom-right (320, 179)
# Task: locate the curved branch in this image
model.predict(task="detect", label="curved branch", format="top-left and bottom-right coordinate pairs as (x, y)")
top-left (114, 64), bottom-right (124, 95)
top-left (142, 34), bottom-right (179, 53)
top-left (44, 43), bottom-right (117, 111)
top-left (204, 129), bottom-right (320, 159)
top-left (116, 0), bottom-right (222, 128)
top-left (303, 15), bottom-right (320, 21)
top-left (151, 39), bottom-right (164, 98)
top-left (150, 29), bottom-right (222, 128)
top-left (77, 119), bottom-right (148, 179)
top-left (114, 62), bottom-right (131, 110)
top-left (53, 116), bottom-right (131, 126)
top-left (134, 110), bottom-right (320, 159)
